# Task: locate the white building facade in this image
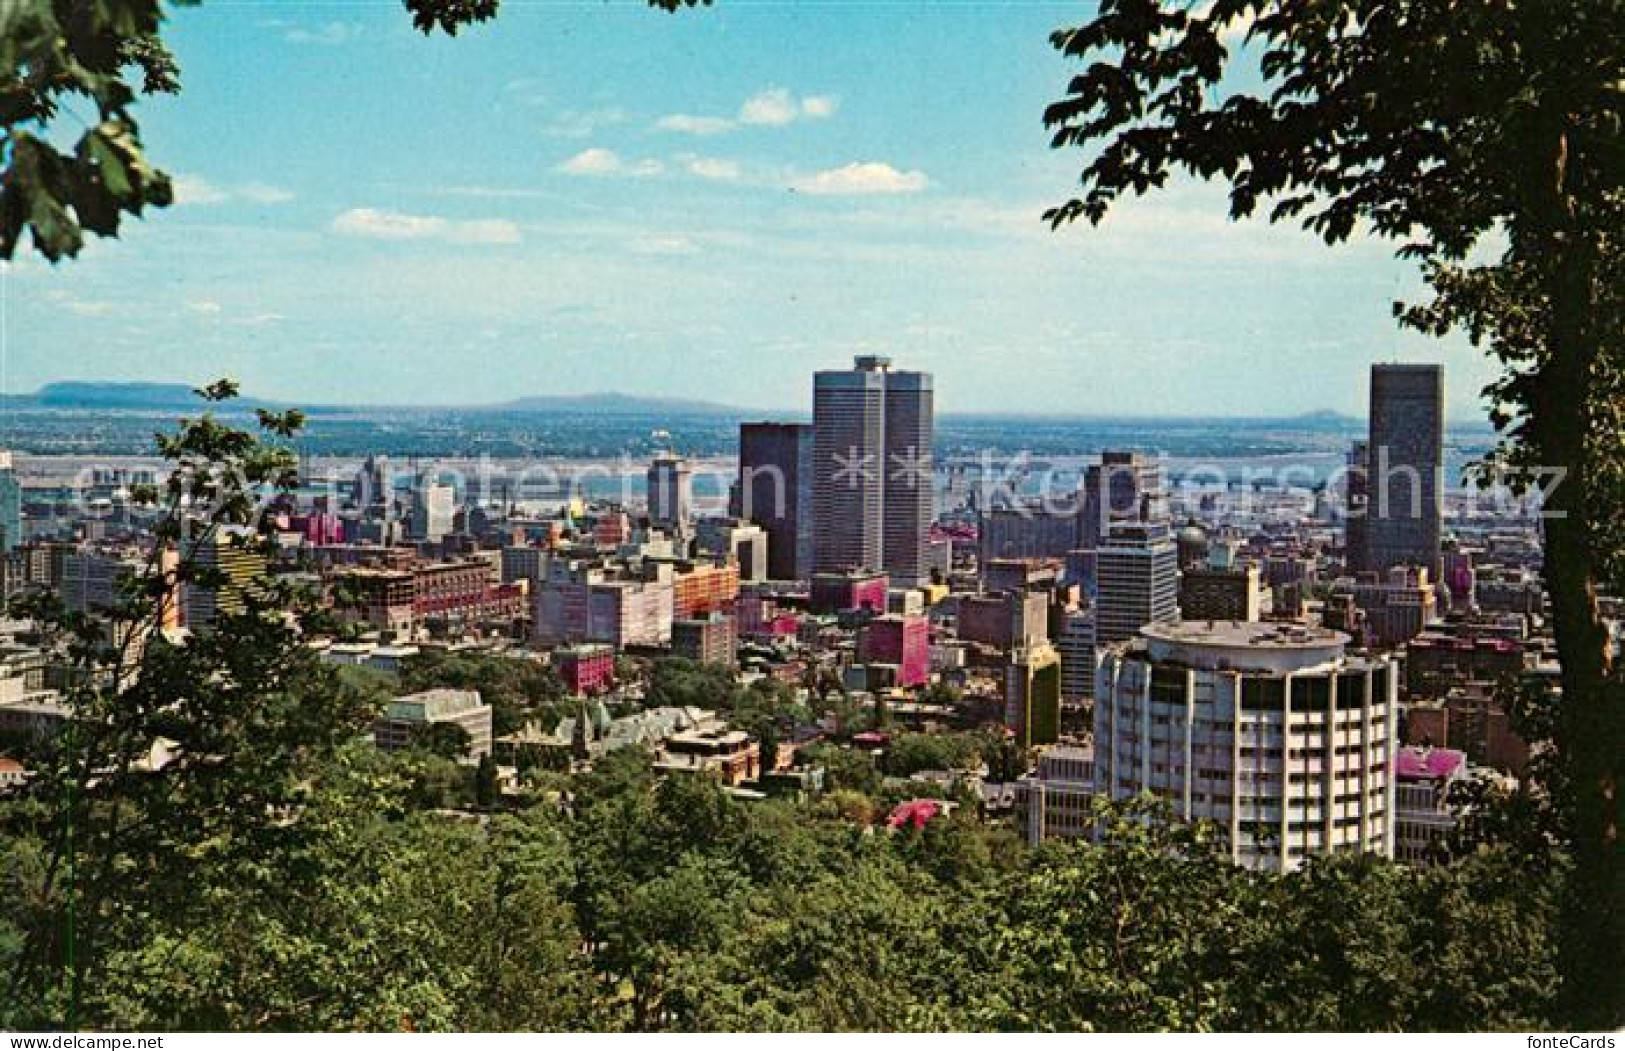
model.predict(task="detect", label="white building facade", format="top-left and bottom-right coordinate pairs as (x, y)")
top-left (1095, 621), bottom-right (1398, 872)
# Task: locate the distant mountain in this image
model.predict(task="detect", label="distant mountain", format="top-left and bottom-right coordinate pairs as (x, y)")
top-left (14, 382), bottom-right (743, 416)
top-left (484, 392), bottom-right (743, 415)
top-left (28, 381), bottom-right (292, 411)
top-left (33, 381), bottom-right (216, 409)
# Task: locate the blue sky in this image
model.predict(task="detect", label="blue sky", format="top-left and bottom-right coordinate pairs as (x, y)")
top-left (4, 1), bottom-right (1493, 417)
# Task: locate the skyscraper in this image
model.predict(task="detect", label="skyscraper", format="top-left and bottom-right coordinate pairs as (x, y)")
top-left (735, 422), bottom-right (813, 580)
top-left (1363, 364), bottom-right (1443, 579)
top-left (812, 356), bottom-right (935, 585)
top-left (1343, 439), bottom-right (1370, 572)
top-left (1076, 450), bottom-right (1165, 551)
top-left (410, 478), bottom-right (456, 543)
top-left (184, 530), bottom-right (269, 633)
top-left (1093, 521), bottom-right (1180, 645)
top-left (0, 451), bottom-right (20, 553)
top-left (647, 454), bottom-right (691, 538)
top-left (880, 366), bottom-right (934, 585)
top-left (358, 454), bottom-right (394, 521)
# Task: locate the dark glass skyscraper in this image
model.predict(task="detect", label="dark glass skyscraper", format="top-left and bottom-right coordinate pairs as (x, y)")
top-left (735, 422), bottom-right (814, 580)
top-left (1363, 364), bottom-right (1443, 579)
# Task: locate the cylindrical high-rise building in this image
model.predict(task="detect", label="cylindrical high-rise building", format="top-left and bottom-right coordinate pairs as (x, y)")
top-left (1095, 621), bottom-right (1398, 872)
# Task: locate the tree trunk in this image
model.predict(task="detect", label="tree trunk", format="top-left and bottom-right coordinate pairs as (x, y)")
top-left (1529, 192), bottom-right (1624, 1027)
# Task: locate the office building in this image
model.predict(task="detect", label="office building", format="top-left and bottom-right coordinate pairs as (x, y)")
top-left (1393, 745), bottom-right (1467, 866)
top-left (812, 356), bottom-right (934, 585)
top-left (979, 504), bottom-right (1078, 564)
top-left (1362, 364), bottom-right (1443, 578)
top-left (809, 569), bottom-right (888, 615)
top-left (1077, 451), bottom-right (1166, 552)
top-left (696, 518), bottom-right (769, 582)
top-left (1056, 608), bottom-right (1097, 705)
top-left (958, 589), bottom-right (1049, 651)
top-left (0, 451), bottom-right (21, 552)
top-left (736, 422), bottom-right (814, 580)
top-left (184, 531), bottom-right (269, 633)
top-left (647, 454), bottom-right (692, 538)
top-left (1328, 566), bottom-right (1439, 649)
top-left (1095, 621), bottom-right (1398, 872)
top-left (672, 612), bottom-right (738, 667)
top-left (1343, 440), bottom-right (1369, 570)
top-left (410, 479), bottom-right (456, 543)
top-left (858, 614), bottom-right (930, 688)
top-left (1014, 745), bottom-right (1096, 846)
top-left (553, 643), bottom-right (616, 695)
top-left (372, 688), bottom-right (493, 761)
top-left (1004, 643), bottom-right (1062, 749)
top-left (1180, 550), bottom-right (1266, 622)
top-left (62, 550), bottom-right (139, 617)
top-left (1093, 522), bottom-right (1179, 645)
top-left (532, 559), bottom-right (675, 649)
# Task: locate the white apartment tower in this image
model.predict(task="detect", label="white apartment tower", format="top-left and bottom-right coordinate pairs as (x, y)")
top-left (1095, 621), bottom-right (1398, 872)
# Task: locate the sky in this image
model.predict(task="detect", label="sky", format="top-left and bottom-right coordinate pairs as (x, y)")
top-left (3, 0), bottom-right (1496, 418)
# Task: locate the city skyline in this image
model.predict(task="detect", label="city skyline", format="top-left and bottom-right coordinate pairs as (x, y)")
top-left (3, 3), bottom-right (1494, 418)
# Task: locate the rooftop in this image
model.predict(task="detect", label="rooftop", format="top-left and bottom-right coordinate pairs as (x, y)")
top-left (1142, 621), bottom-right (1346, 650)
top-left (1395, 746), bottom-right (1467, 781)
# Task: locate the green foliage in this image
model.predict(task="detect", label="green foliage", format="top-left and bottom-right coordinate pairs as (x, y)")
top-left (398, 650), bottom-right (565, 737)
top-left (800, 741), bottom-right (881, 797)
top-left (644, 657), bottom-right (741, 711)
top-left (880, 731), bottom-right (989, 778)
top-left (1046, 0), bottom-right (1624, 1024)
top-left (413, 720), bottom-right (474, 762)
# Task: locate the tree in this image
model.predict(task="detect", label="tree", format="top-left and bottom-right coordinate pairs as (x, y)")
top-left (399, 651), bottom-right (566, 737)
top-left (2, 383), bottom-right (378, 1028)
top-left (474, 753), bottom-right (500, 809)
top-left (414, 721), bottom-right (474, 763)
top-left (644, 657), bottom-right (741, 712)
top-left (1043, 0), bottom-right (1623, 1024)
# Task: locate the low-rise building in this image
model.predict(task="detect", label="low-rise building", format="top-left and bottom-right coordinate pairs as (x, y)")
top-left (554, 642), bottom-right (616, 694)
top-left (657, 725), bottom-right (761, 785)
top-left (372, 688), bottom-right (493, 761)
top-left (1392, 745), bottom-right (1466, 866)
top-left (1014, 744), bottom-right (1096, 846)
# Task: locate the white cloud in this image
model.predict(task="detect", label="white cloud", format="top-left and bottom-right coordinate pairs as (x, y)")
top-left (237, 183), bottom-right (295, 205)
top-left (557, 148), bottom-right (663, 178)
top-left (739, 88), bottom-right (838, 126)
top-left (451, 219), bottom-right (523, 245)
top-left (656, 114), bottom-right (736, 136)
top-left (658, 89), bottom-right (836, 136)
top-left (792, 162), bottom-right (929, 196)
top-left (331, 208), bottom-right (522, 245)
top-left (739, 88), bottom-right (799, 126)
top-left (543, 108), bottom-right (628, 138)
top-left (173, 176), bottom-right (228, 206)
top-left (284, 21), bottom-right (360, 46)
top-left (800, 95), bottom-right (839, 119)
top-left (629, 236), bottom-right (699, 256)
top-left (173, 175), bottom-right (294, 207)
top-left (233, 312), bottom-right (287, 327)
top-left (686, 157), bottom-right (741, 181)
top-left (186, 300), bottom-right (224, 316)
top-left (332, 208), bottom-right (445, 240)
